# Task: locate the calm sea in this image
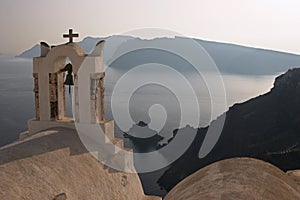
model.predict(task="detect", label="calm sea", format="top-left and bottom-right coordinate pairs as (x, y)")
top-left (0, 55), bottom-right (278, 145)
top-left (0, 55), bottom-right (279, 196)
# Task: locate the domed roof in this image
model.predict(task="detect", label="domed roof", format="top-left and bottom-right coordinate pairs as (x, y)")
top-left (0, 128), bottom-right (160, 200)
top-left (165, 157), bottom-right (300, 200)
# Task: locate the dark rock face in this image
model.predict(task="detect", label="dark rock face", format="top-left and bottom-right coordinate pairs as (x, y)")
top-left (123, 121), bottom-right (164, 153)
top-left (158, 68), bottom-right (300, 192)
top-left (136, 121), bottom-right (148, 127)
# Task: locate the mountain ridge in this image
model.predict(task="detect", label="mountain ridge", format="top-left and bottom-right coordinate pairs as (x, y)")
top-left (19, 36), bottom-right (300, 58)
top-left (17, 35), bottom-right (300, 75)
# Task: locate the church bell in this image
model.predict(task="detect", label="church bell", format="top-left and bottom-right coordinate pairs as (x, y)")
top-left (59, 63), bottom-right (74, 94)
top-left (64, 72), bottom-right (74, 86)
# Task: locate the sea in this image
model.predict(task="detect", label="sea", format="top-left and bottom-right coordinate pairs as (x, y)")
top-left (0, 55), bottom-right (279, 196)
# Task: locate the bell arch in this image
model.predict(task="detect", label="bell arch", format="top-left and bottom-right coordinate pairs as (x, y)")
top-left (28, 38), bottom-right (108, 135)
top-left (45, 43), bottom-right (86, 74)
top-left (32, 43), bottom-right (87, 122)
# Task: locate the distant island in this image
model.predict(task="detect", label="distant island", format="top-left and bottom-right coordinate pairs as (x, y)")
top-left (18, 35), bottom-right (300, 75)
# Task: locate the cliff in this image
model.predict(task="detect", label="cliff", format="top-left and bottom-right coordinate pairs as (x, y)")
top-left (158, 68), bottom-right (300, 191)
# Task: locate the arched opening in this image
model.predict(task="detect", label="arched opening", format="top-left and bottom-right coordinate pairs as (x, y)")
top-left (50, 56), bottom-right (78, 121)
top-left (63, 58), bottom-right (75, 118)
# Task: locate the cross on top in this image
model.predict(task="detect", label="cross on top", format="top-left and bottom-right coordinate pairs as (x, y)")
top-left (63, 29), bottom-right (79, 43)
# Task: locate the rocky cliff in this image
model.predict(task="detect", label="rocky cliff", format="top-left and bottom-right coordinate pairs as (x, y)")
top-left (158, 68), bottom-right (300, 191)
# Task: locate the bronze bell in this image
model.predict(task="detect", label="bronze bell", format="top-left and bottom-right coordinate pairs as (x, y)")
top-left (59, 63), bottom-right (74, 94)
top-left (64, 72), bottom-right (74, 86)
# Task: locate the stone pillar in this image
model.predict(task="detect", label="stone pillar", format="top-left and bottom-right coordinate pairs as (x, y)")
top-left (33, 73), bottom-right (40, 120)
top-left (49, 73), bottom-right (58, 120)
top-left (90, 72), bottom-right (105, 123)
top-left (98, 72), bottom-right (105, 122)
top-left (74, 74), bottom-right (79, 122)
top-left (64, 81), bottom-right (66, 117)
top-left (57, 72), bottom-right (65, 120)
top-left (90, 74), bottom-right (98, 124)
top-left (89, 72), bottom-right (106, 124)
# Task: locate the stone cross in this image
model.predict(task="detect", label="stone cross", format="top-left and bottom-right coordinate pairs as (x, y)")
top-left (63, 29), bottom-right (79, 43)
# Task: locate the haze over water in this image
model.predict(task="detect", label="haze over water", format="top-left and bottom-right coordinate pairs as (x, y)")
top-left (0, 55), bottom-right (277, 147)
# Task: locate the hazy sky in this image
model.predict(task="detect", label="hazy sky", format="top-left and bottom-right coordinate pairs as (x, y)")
top-left (1, 0), bottom-right (300, 55)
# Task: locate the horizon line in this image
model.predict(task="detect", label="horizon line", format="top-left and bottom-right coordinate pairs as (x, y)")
top-left (15, 34), bottom-right (300, 57)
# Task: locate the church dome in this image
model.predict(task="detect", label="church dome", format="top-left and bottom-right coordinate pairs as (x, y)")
top-left (165, 157), bottom-right (300, 200)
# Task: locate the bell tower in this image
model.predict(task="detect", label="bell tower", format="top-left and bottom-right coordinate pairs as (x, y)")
top-left (28, 29), bottom-right (111, 134)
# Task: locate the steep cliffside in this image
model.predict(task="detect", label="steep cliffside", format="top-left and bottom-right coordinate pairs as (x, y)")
top-left (158, 68), bottom-right (300, 191)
